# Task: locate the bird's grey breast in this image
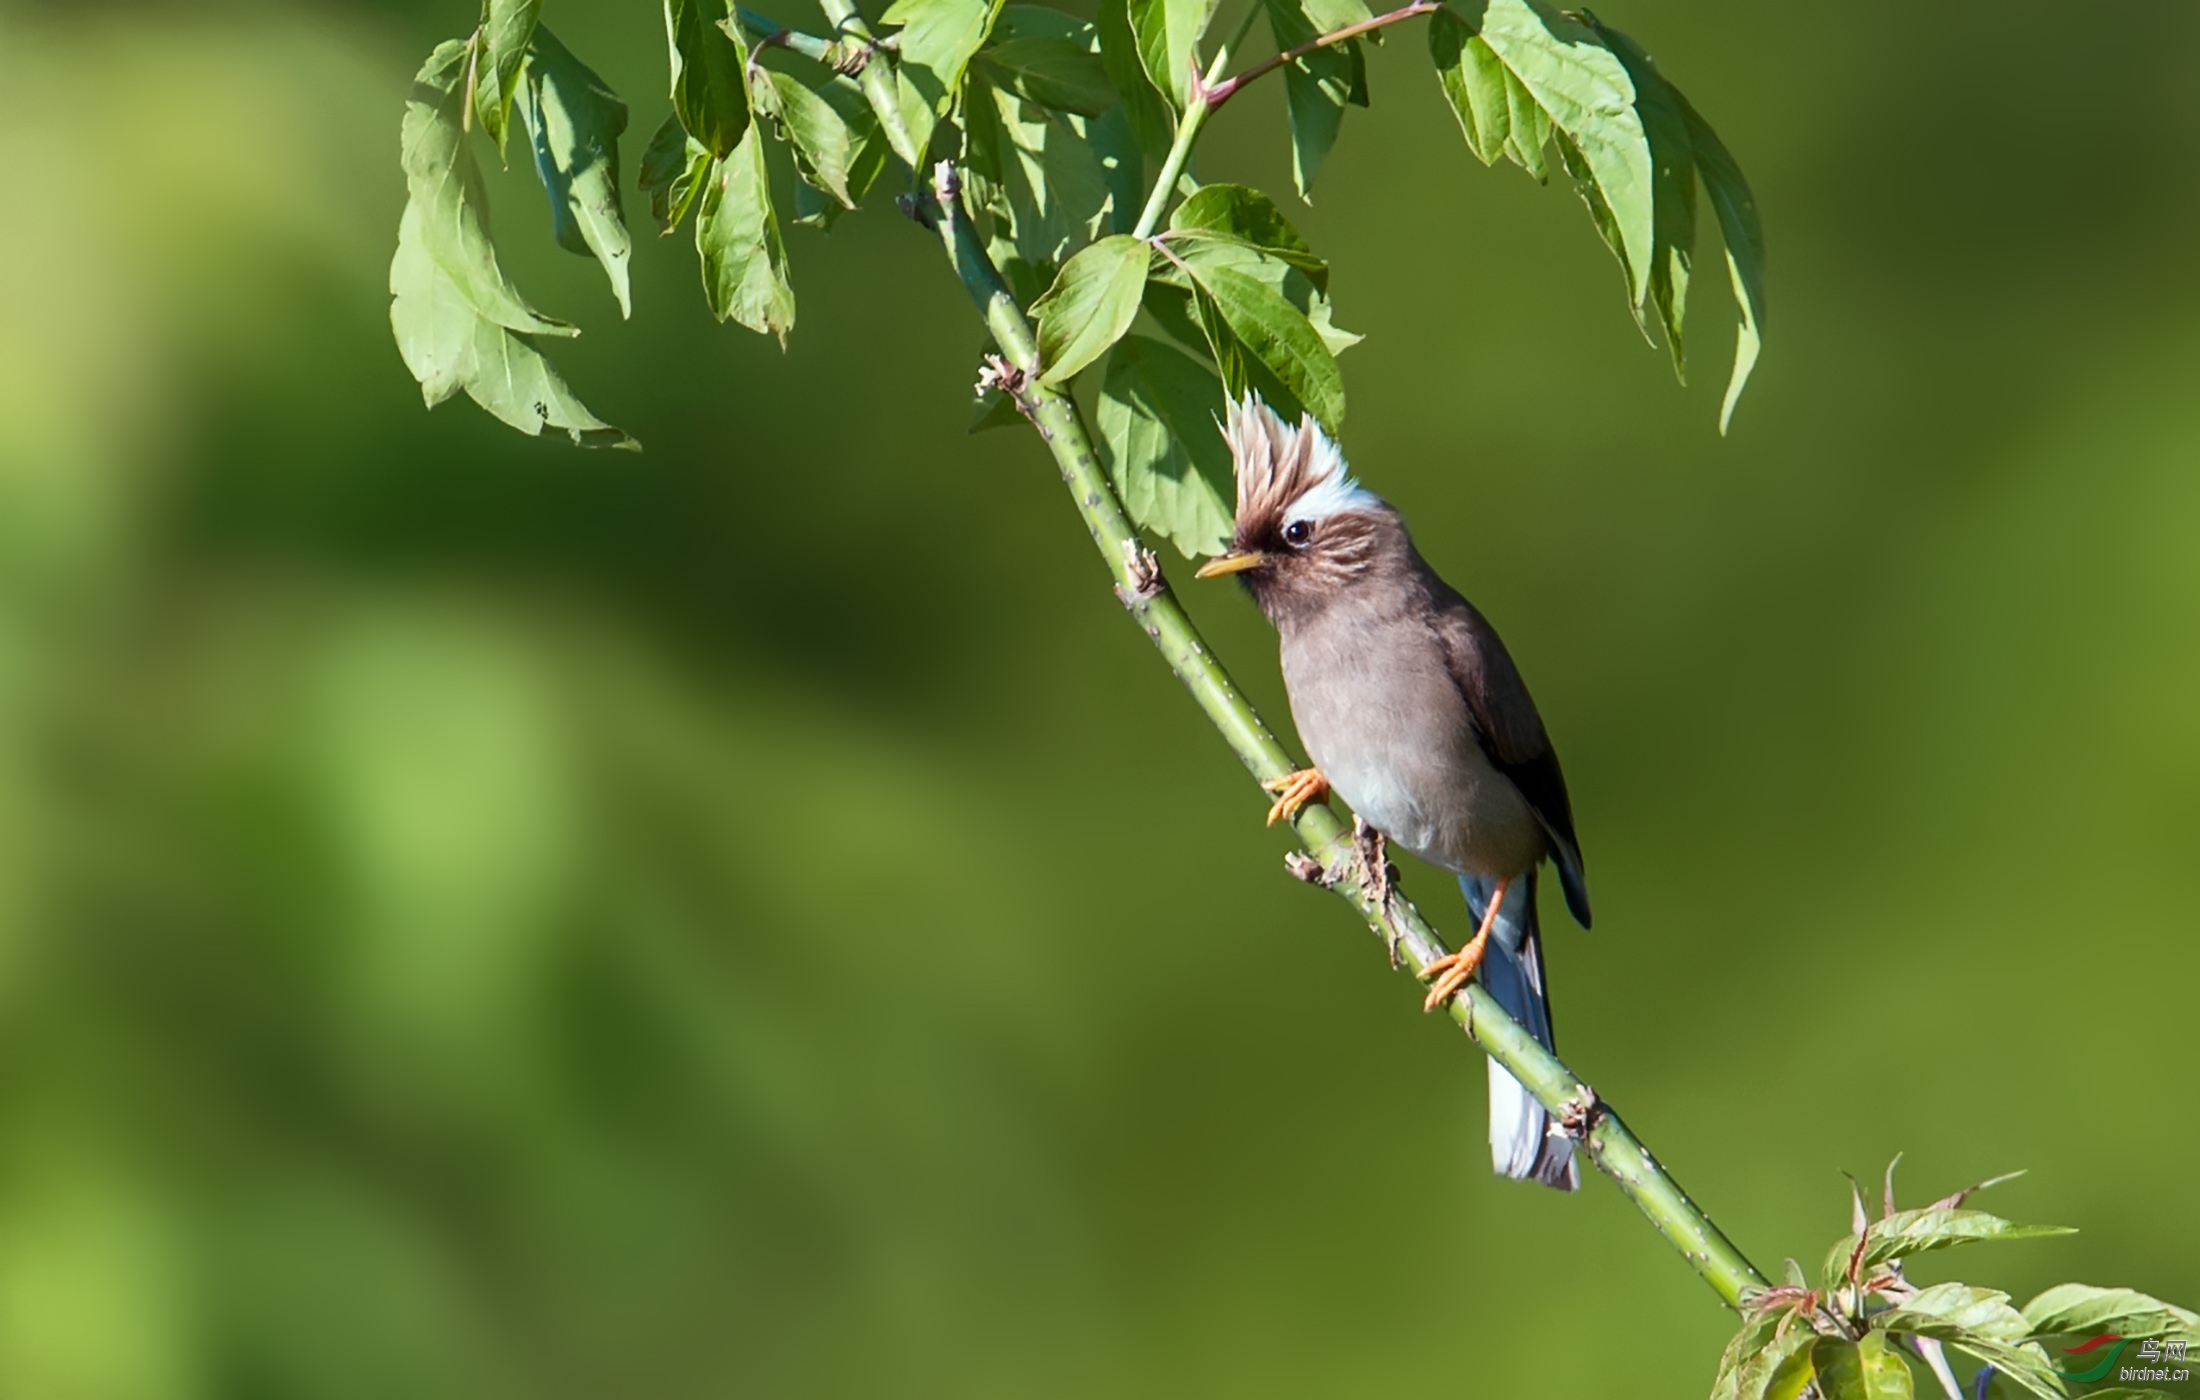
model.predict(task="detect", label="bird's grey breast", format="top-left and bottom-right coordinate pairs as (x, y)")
top-left (1279, 596), bottom-right (1544, 878)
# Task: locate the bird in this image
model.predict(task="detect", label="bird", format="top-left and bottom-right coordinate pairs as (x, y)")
top-left (1193, 395), bottom-right (1591, 1190)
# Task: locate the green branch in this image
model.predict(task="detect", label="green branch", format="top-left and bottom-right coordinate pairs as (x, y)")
top-left (923, 159), bottom-right (1769, 1311)
top-left (1203, 0), bottom-right (1442, 108)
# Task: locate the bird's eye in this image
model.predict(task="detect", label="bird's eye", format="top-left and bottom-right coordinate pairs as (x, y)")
top-left (1283, 520), bottom-right (1313, 547)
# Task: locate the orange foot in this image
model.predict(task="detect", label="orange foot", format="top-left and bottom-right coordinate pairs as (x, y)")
top-left (1422, 875), bottom-right (1513, 1012)
top-left (1262, 768), bottom-right (1329, 827)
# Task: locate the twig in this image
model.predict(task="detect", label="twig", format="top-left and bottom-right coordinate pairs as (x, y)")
top-left (922, 158), bottom-right (1769, 1312)
top-left (1203, 0), bottom-right (1443, 107)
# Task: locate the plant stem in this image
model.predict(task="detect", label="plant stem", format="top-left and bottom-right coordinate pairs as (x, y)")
top-left (1130, 36), bottom-right (1245, 239)
top-left (1204, 0), bottom-right (1441, 107)
top-left (735, 7), bottom-right (834, 64)
top-left (814, 0), bottom-right (922, 168)
top-left (924, 160), bottom-right (1769, 1312)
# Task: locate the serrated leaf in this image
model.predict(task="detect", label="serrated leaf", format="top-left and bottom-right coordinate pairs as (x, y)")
top-left (1729, 1322), bottom-right (1820, 1400)
top-left (1183, 260), bottom-right (1343, 432)
top-left (1942, 1337), bottom-right (2066, 1400)
top-left (401, 40), bottom-right (576, 341)
top-left (2022, 1285), bottom-right (2200, 1344)
top-left (1673, 84), bottom-right (1765, 433)
top-left (391, 203), bottom-right (634, 448)
top-left (1032, 234), bottom-right (1148, 382)
top-left (961, 76), bottom-right (1112, 281)
top-left (882, 0), bottom-right (1006, 152)
top-left (1500, 63), bottom-right (1550, 180)
top-left (1266, 0), bottom-right (1361, 199)
top-left (1471, 0), bottom-right (1650, 295)
top-left (974, 36), bottom-right (1117, 116)
top-left (1087, 106), bottom-right (1145, 234)
top-left (697, 125), bottom-right (795, 340)
top-left (1163, 224), bottom-right (1357, 356)
top-left (1588, 18), bottom-right (1692, 378)
top-left (1127, 0), bottom-right (1218, 112)
top-left (1761, 1341), bottom-right (1819, 1400)
top-left (1822, 1209), bottom-right (2076, 1288)
top-left (1165, 183), bottom-right (1328, 287)
top-left (1875, 1284), bottom-right (2032, 1343)
top-left (639, 112), bottom-right (712, 233)
top-left (1299, 0), bottom-right (1372, 32)
top-left (517, 26), bottom-right (633, 317)
top-left (992, 4), bottom-right (1096, 44)
top-left (1710, 1314), bottom-right (1782, 1400)
top-left (1097, 336), bottom-right (1235, 557)
top-left (474, 0), bottom-right (543, 153)
top-left (1428, 8), bottom-right (1508, 166)
top-left (1098, 0), bottom-right (1175, 158)
top-left (1814, 1333), bottom-right (1914, 1400)
top-left (666, 0), bottom-right (750, 157)
top-left (762, 71), bottom-right (863, 207)
top-left (1140, 281), bottom-right (1209, 355)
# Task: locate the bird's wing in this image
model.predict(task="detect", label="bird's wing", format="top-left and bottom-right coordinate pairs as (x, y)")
top-left (1425, 584), bottom-right (1593, 929)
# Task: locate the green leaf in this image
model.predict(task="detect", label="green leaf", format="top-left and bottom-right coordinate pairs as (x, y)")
top-left (1874, 1283), bottom-right (2031, 1343)
top-left (639, 112), bottom-right (712, 234)
top-left (666, 0), bottom-right (751, 157)
top-left (1761, 1341), bottom-right (1819, 1400)
top-left (1587, 17), bottom-right (1692, 379)
top-left (517, 26), bottom-right (634, 317)
top-left (1088, 106), bottom-right (1146, 234)
top-left (1822, 1209), bottom-right (2077, 1288)
top-left (391, 203), bottom-right (635, 449)
top-left (1266, 0), bottom-right (1362, 199)
top-left (1715, 1318), bottom-right (1820, 1400)
top-left (1813, 1333), bottom-right (1914, 1400)
top-left (1159, 233), bottom-right (1358, 356)
top-left (2081, 1391), bottom-right (2184, 1399)
top-left (399, 39), bottom-right (573, 338)
top-left (1300, 0), bottom-right (1372, 32)
top-left (1674, 84), bottom-right (1766, 433)
top-left (1031, 235), bottom-right (1149, 383)
top-left (882, 0), bottom-right (1006, 152)
top-left (1940, 1338), bottom-right (2066, 1400)
top-left (1165, 183), bottom-right (1328, 289)
top-left (473, 0), bottom-right (543, 154)
top-left (1098, 0), bottom-right (1176, 158)
top-left (761, 70), bottom-right (866, 208)
top-left (1709, 1314), bottom-right (1780, 1400)
top-left (1183, 260), bottom-right (1344, 432)
top-left (1500, 63), bottom-right (1550, 180)
top-left (1471, 0), bottom-right (1651, 296)
top-left (2022, 1285), bottom-right (2200, 1344)
top-left (1428, 8), bottom-right (1509, 166)
top-left (960, 76), bottom-right (1112, 282)
top-left (697, 125), bottom-right (796, 341)
top-left (1097, 336), bottom-right (1235, 557)
top-left (974, 36), bottom-right (1117, 117)
top-left (1127, 0), bottom-right (1219, 112)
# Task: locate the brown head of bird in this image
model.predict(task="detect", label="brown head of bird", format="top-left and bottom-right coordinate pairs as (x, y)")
top-left (1192, 397), bottom-right (1409, 628)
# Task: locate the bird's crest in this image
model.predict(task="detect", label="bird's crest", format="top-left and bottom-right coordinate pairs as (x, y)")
top-left (1220, 395), bottom-right (1377, 536)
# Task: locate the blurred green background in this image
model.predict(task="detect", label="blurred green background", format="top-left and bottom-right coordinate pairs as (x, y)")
top-left (3, 0), bottom-right (2196, 1394)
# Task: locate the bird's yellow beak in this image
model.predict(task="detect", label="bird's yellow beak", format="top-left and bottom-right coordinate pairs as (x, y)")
top-left (1194, 550), bottom-right (1266, 579)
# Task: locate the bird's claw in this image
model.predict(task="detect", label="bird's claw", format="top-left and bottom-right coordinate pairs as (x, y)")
top-left (1420, 874), bottom-right (1512, 1013)
top-left (1262, 767), bottom-right (1329, 827)
top-left (1419, 934), bottom-right (1489, 1012)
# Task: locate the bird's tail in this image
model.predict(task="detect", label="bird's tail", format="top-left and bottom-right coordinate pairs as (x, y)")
top-left (1461, 873), bottom-right (1579, 1192)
